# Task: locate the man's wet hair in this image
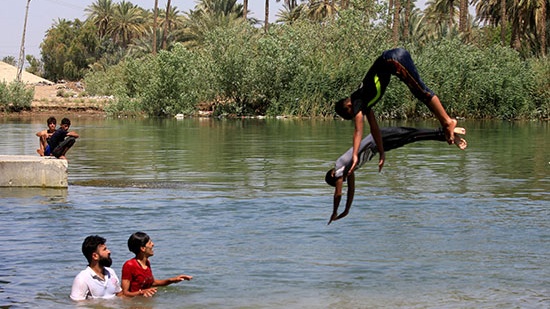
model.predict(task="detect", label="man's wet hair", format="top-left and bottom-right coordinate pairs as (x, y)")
top-left (82, 235), bottom-right (106, 264)
top-left (47, 116), bottom-right (56, 125)
top-left (61, 118), bottom-right (71, 126)
top-left (325, 168), bottom-right (338, 187)
top-left (335, 98), bottom-right (353, 120)
top-left (127, 231), bottom-right (150, 255)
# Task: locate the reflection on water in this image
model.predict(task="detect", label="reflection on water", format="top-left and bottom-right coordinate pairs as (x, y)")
top-left (0, 187), bottom-right (67, 200)
top-left (0, 117), bottom-right (548, 308)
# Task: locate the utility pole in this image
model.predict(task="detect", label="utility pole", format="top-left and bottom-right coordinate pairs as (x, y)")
top-left (17, 0), bottom-right (32, 82)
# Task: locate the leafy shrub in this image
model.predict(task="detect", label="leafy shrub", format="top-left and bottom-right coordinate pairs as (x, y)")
top-left (0, 81), bottom-right (34, 112)
top-left (81, 14), bottom-right (549, 119)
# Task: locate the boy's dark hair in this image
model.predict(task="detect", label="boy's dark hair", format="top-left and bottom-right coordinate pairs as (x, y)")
top-left (47, 116), bottom-right (56, 125)
top-left (335, 98), bottom-right (353, 120)
top-left (61, 118), bottom-right (71, 126)
top-left (82, 235), bottom-right (106, 264)
top-left (128, 232), bottom-right (150, 255)
top-left (325, 168), bottom-right (338, 187)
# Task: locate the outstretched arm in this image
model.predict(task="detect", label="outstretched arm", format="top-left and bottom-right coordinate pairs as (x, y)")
top-left (328, 176), bottom-right (344, 225)
top-left (328, 173), bottom-right (355, 225)
top-left (153, 274), bottom-right (193, 287)
top-left (348, 111), bottom-right (364, 176)
top-left (366, 110), bottom-right (385, 172)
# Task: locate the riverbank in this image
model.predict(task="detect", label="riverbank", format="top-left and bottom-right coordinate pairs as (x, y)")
top-left (26, 83), bottom-right (109, 117)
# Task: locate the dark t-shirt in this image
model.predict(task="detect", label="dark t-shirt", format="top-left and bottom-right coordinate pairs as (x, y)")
top-left (48, 128), bottom-right (68, 149)
top-left (350, 48), bottom-right (435, 117)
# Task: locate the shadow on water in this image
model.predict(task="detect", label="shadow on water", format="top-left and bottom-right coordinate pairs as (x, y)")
top-left (0, 187), bottom-right (67, 200)
top-left (72, 179), bottom-right (199, 189)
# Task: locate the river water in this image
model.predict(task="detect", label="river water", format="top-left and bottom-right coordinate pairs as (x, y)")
top-left (0, 117), bottom-right (548, 308)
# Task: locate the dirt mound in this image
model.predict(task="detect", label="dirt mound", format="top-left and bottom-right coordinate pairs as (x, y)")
top-left (0, 61), bottom-right (53, 85)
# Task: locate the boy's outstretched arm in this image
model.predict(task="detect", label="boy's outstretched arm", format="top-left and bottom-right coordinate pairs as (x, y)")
top-left (348, 111), bottom-right (364, 176)
top-left (328, 177), bottom-right (344, 225)
top-left (366, 110), bottom-right (385, 172)
top-left (328, 173), bottom-right (355, 225)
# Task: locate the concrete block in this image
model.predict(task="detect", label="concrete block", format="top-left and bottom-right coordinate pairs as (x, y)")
top-left (0, 155), bottom-right (68, 188)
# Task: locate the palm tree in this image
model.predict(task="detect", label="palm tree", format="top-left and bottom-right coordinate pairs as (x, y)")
top-left (276, 3), bottom-right (306, 23)
top-left (476, 0), bottom-right (548, 56)
top-left (108, 1), bottom-right (147, 48)
top-left (128, 27), bottom-right (171, 57)
top-left (522, 0), bottom-right (547, 56)
top-left (85, 0), bottom-right (115, 39)
top-left (403, 0), bottom-right (412, 41)
top-left (392, 0), bottom-right (401, 45)
top-left (459, 0), bottom-right (468, 32)
top-left (538, 0), bottom-right (547, 56)
top-left (162, 0), bottom-right (172, 50)
top-left (159, 5), bottom-right (185, 32)
top-left (153, 0), bottom-right (158, 54)
top-left (306, 0), bottom-right (338, 21)
top-left (276, 0), bottom-right (300, 11)
top-left (402, 7), bottom-right (429, 44)
top-left (182, 0), bottom-right (245, 48)
top-left (500, 0), bottom-right (507, 46)
top-left (425, 0), bottom-right (459, 30)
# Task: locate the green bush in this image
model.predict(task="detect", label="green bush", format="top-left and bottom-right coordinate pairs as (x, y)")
top-left (379, 40), bottom-right (538, 119)
top-left (0, 81), bottom-right (34, 112)
top-left (529, 58), bottom-right (550, 119)
top-left (82, 13), bottom-right (549, 119)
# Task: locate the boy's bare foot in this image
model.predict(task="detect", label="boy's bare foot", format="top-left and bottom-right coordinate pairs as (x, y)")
top-left (453, 127), bottom-right (466, 135)
top-left (36, 149), bottom-right (44, 156)
top-left (454, 134), bottom-right (467, 150)
top-left (443, 119), bottom-right (458, 145)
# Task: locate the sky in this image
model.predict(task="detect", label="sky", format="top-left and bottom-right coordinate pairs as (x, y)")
top-left (0, 0), bottom-right (428, 61)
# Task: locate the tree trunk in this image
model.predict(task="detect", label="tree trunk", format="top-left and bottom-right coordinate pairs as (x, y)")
top-left (403, 0), bottom-right (410, 41)
top-left (17, 0), bottom-right (31, 82)
top-left (539, 0), bottom-right (546, 56)
top-left (264, 0), bottom-right (269, 32)
top-left (459, 0), bottom-right (468, 33)
top-left (388, 0), bottom-right (394, 29)
top-left (448, 0), bottom-right (454, 30)
top-left (162, 0), bottom-right (171, 50)
top-left (392, 0), bottom-right (400, 46)
top-left (152, 0), bottom-right (158, 55)
top-left (244, 0), bottom-right (248, 20)
top-left (510, 0), bottom-right (521, 50)
top-left (500, 0), bottom-right (506, 46)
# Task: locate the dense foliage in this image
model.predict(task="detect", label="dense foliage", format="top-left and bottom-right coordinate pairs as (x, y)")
top-left (0, 81), bottom-right (34, 112)
top-left (84, 13), bottom-right (549, 119)
top-left (5, 0), bottom-right (549, 119)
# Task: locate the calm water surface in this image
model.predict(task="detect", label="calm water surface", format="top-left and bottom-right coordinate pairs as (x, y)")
top-left (0, 117), bottom-right (548, 308)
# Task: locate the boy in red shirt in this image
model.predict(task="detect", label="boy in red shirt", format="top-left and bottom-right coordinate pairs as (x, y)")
top-left (121, 232), bottom-right (193, 297)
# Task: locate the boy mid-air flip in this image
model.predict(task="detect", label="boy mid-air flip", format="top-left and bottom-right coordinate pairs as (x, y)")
top-left (335, 48), bottom-right (462, 176)
top-left (326, 126), bottom-right (466, 225)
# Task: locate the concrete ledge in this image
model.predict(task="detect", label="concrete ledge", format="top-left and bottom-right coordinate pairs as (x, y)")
top-left (0, 155), bottom-right (68, 188)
